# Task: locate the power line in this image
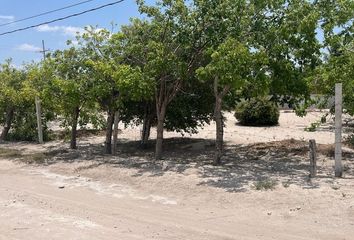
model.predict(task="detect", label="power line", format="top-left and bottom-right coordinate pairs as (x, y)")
top-left (0, 0), bottom-right (96, 28)
top-left (0, 0), bottom-right (125, 37)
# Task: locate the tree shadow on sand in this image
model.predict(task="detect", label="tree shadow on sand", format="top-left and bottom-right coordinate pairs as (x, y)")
top-left (11, 137), bottom-right (354, 193)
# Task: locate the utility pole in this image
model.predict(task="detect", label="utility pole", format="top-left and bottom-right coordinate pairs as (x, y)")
top-left (39, 40), bottom-right (49, 60)
top-left (35, 40), bottom-right (50, 144)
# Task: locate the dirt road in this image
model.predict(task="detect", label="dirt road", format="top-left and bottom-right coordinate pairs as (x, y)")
top-left (1, 159), bottom-right (353, 240)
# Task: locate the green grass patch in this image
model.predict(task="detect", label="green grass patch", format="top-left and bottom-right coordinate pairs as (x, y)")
top-left (253, 178), bottom-right (277, 191)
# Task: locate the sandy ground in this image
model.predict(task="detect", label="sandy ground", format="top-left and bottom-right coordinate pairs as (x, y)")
top-left (0, 111), bottom-right (353, 240)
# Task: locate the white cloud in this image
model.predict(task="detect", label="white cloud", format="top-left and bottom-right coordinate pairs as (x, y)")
top-left (36, 24), bottom-right (60, 32)
top-left (70, 40), bottom-right (79, 46)
top-left (15, 43), bottom-right (41, 52)
top-left (62, 26), bottom-right (85, 36)
top-left (36, 24), bottom-right (84, 36)
top-left (0, 15), bottom-right (14, 23)
top-left (10, 63), bottom-right (23, 70)
top-left (0, 15), bottom-right (14, 20)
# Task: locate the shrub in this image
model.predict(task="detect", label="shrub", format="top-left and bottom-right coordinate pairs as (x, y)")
top-left (6, 106), bottom-right (52, 142)
top-left (234, 98), bottom-right (280, 126)
top-left (252, 178), bottom-right (277, 191)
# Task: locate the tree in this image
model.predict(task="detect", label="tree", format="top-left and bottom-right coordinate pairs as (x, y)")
top-left (193, 0), bottom-right (322, 164)
top-left (136, 0), bottom-right (212, 159)
top-left (135, 0), bottom-right (241, 159)
top-left (164, 79), bottom-right (215, 136)
top-left (312, 0), bottom-right (354, 115)
top-left (197, 39), bottom-right (267, 164)
top-left (0, 59), bottom-right (25, 141)
top-left (78, 27), bottom-right (153, 154)
top-left (250, 0), bottom-right (322, 109)
top-left (46, 46), bottom-right (100, 149)
top-left (0, 60), bottom-right (53, 142)
top-left (316, 42), bottom-right (354, 115)
top-left (111, 19), bottom-right (156, 148)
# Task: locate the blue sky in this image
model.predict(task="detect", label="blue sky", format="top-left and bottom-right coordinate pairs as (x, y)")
top-left (0, 0), bottom-right (153, 66)
top-left (0, 1), bottom-right (329, 67)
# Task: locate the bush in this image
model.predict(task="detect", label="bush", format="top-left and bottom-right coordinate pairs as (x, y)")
top-left (234, 98), bottom-right (279, 126)
top-left (6, 106), bottom-right (52, 142)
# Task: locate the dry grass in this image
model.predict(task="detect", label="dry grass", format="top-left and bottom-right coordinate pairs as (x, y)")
top-left (0, 148), bottom-right (22, 158)
top-left (244, 139), bottom-right (352, 158)
top-left (252, 178), bottom-right (278, 191)
top-left (21, 153), bottom-right (48, 164)
top-left (243, 139), bottom-right (309, 156)
top-left (0, 147), bottom-right (49, 164)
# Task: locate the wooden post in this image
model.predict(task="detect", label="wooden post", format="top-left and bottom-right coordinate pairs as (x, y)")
top-left (335, 83), bottom-right (343, 177)
top-left (309, 139), bottom-right (317, 178)
top-left (112, 111), bottom-right (120, 155)
top-left (34, 40), bottom-right (48, 145)
top-left (35, 96), bottom-right (43, 144)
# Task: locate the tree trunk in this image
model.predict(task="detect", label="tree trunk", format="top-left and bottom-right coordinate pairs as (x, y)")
top-left (155, 102), bottom-right (167, 160)
top-left (112, 111), bottom-right (120, 155)
top-left (70, 107), bottom-right (80, 149)
top-left (213, 77), bottom-right (230, 165)
top-left (141, 117), bottom-right (152, 148)
top-left (154, 75), bottom-right (181, 159)
top-left (0, 107), bottom-right (14, 141)
top-left (141, 104), bottom-right (154, 148)
top-left (214, 95), bottom-right (223, 165)
top-left (105, 110), bottom-right (114, 154)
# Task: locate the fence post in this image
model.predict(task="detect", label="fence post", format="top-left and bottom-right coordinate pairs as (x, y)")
top-left (309, 139), bottom-right (317, 178)
top-left (335, 83), bottom-right (343, 177)
top-left (35, 96), bottom-right (43, 144)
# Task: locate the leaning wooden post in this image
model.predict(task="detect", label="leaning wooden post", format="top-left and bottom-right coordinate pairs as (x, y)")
top-left (309, 139), bottom-right (317, 178)
top-left (112, 111), bottom-right (120, 155)
top-left (335, 83), bottom-right (343, 177)
top-left (35, 96), bottom-right (43, 144)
